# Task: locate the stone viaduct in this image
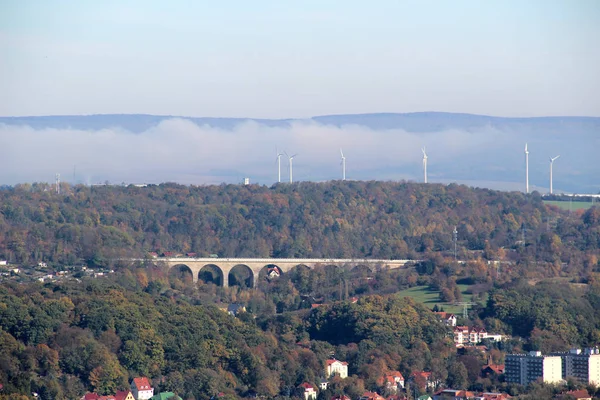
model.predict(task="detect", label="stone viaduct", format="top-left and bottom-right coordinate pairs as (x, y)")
top-left (150, 257), bottom-right (417, 288)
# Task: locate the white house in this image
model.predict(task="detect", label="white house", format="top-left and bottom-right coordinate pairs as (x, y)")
top-left (434, 312), bottom-right (457, 327)
top-left (326, 359), bottom-right (348, 379)
top-left (131, 377), bottom-right (154, 400)
top-left (299, 382), bottom-right (317, 400)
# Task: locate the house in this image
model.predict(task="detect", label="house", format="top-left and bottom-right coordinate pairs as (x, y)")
top-left (114, 391), bottom-right (135, 400)
top-left (433, 390), bottom-right (511, 400)
top-left (417, 396), bottom-right (432, 400)
top-left (80, 395), bottom-right (117, 400)
top-left (434, 312), bottom-right (457, 326)
top-left (481, 363), bottom-right (505, 377)
top-left (433, 390), bottom-right (477, 399)
top-left (267, 267), bottom-right (281, 279)
top-left (319, 379), bottom-right (329, 390)
top-left (469, 327), bottom-right (487, 344)
top-left (481, 356), bottom-right (505, 377)
top-left (360, 391), bottom-right (385, 400)
top-left (386, 395), bottom-right (408, 400)
top-left (558, 389), bottom-right (592, 400)
top-left (409, 371), bottom-right (440, 390)
top-left (480, 393), bottom-right (511, 400)
top-left (453, 326), bottom-right (470, 346)
top-left (131, 377), bottom-right (154, 400)
top-left (148, 252), bottom-right (158, 258)
top-left (299, 382), bottom-right (317, 400)
top-left (485, 334), bottom-right (503, 342)
top-left (377, 371), bottom-right (405, 392)
top-left (186, 252), bottom-right (197, 257)
top-left (115, 391), bottom-right (135, 400)
top-left (326, 358), bottom-right (349, 379)
top-left (227, 304), bottom-right (246, 316)
top-left (453, 326), bottom-right (492, 346)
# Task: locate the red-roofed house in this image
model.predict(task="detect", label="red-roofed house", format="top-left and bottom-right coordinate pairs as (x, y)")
top-left (131, 377), bottom-right (154, 400)
top-left (560, 390), bottom-right (592, 400)
top-left (434, 312), bottom-right (457, 326)
top-left (377, 371), bottom-right (405, 392)
top-left (299, 382), bottom-right (317, 400)
top-left (80, 395), bottom-right (116, 400)
top-left (360, 391), bottom-right (385, 400)
top-left (453, 326), bottom-right (491, 346)
top-left (481, 363), bottom-right (505, 377)
top-left (326, 359), bottom-right (349, 378)
top-left (114, 390), bottom-right (135, 400)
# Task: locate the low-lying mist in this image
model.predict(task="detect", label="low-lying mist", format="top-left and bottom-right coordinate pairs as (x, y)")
top-left (0, 118), bottom-right (597, 193)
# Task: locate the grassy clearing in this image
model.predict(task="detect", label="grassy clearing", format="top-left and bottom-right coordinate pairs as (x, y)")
top-left (396, 284), bottom-right (484, 315)
top-left (544, 200), bottom-right (595, 211)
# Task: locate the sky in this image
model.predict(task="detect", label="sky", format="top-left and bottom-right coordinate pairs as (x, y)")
top-left (1, 0), bottom-right (599, 118)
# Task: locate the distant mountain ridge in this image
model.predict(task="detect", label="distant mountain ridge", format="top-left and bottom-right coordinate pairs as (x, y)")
top-left (1, 112), bottom-right (599, 134)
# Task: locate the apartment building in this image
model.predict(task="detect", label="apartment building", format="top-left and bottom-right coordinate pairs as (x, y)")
top-left (505, 351), bottom-right (562, 385)
top-left (552, 348), bottom-right (600, 385)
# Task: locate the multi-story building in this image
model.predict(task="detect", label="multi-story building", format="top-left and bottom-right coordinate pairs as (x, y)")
top-left (453, 326), bottom-right (497, 346)
top-left (325, 359), bottom-right (348, 379)
top-left (131, 377), bottom-right (154, 400)
top-left (551, 348), bottom-right (600, 385)
top-left (505, 351), bottom-right (562, 385)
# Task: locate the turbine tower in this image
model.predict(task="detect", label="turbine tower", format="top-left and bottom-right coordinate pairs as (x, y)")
top-left (55, 173), bottom-right (61, 194)
top-left (340, 149), bottom-right (346, 181)
top-left (286, 152), bottom-right (297, 183)
top-left (276, 149), bottom-right (284, 183)
top-left (549, 155), bottom-right (560, 194)
top-left (422, 146), bottom-right (428, 183)
top-left (525, 143), bottom-right (529, 193)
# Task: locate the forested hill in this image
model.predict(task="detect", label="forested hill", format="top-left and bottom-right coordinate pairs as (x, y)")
top-left (1, 181), bottom-right (598, 267)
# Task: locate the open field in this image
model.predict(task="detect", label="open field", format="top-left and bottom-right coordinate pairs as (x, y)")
top-left (396, 284), bottom-right (484, 315)
top-left (544, 200), bottom-right (595, 210)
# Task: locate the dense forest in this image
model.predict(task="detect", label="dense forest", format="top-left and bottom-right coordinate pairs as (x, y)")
top-left (1, 181), bottom-right (599, 399)
top-left (0, 275), bottom-right (453, 399)
top-left (1, 266), bottom-right (600, 399)
top-left (1, 181), bottom-right (598, 269)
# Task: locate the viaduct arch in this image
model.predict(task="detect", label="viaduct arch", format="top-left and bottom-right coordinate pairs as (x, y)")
top-left (156, 257), bottom-right (416, 288)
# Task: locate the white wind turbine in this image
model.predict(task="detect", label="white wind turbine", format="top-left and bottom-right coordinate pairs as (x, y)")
top-left (285, 152), bottom-right (297, 183)
top-left (340, 149), bottom-right (346, 181)
top-left (422, 146), bottom-right (428, 183)
top-left (549, 155), bottom-right (560, 194)
top-left (525, 143), bottom-right (529, 193)
top-left (276, 148), bottom-right (284, 183)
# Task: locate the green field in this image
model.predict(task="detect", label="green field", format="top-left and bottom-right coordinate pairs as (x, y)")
top-left (396, 284), bottom-right (483, 315)
top-left (544, 200), bottom-right (595, 210)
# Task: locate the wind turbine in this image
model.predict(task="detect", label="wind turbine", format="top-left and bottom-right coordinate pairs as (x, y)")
top-left (340, 149), bottom-right (346, 181)
top-left (549, 155), bottom-right (560, 194)
top-left (276, 148), bottom-right (284, 183)
top-left (422, 146), bottom-right (428, 183)
top-left (525, 143), bottom-right (529, 193)
top-left (285, 152), bottom-right (297, 183)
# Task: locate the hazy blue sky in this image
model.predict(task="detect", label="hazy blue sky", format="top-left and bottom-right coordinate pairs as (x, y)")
top-left (1, 0), bottom-right (599, 118)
